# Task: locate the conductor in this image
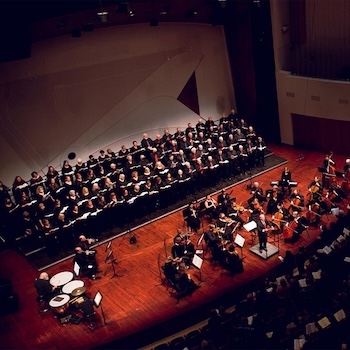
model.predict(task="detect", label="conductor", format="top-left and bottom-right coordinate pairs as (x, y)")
top-left (256, 214), bottom-right (273, 253)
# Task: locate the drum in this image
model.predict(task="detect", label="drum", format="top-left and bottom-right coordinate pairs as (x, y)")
top-left (50, 271), bottom-right (74, 287)
top-left (49, 294), bottom-right (70, 315)
top-left (62, 280), bottom-right (85, 295)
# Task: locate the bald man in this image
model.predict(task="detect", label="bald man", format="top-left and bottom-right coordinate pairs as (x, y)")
top-left (34, 272), bottom-right (58, 301)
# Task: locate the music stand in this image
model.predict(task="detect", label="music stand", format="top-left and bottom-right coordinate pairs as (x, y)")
top-left (192, 254), bottom-right (205, 284)
top-left (105, 250), bottom-right (121, 279)
top-left (73, 261), bottom-right (80, 277)
top-left (196, 232), bottom-right (207, 259)
top-left (243, 220), bottom-right (257, 246)
top-left (234, 233), bottom-right (246, 260)
top-left (93, 291), bottom-right (109, 327)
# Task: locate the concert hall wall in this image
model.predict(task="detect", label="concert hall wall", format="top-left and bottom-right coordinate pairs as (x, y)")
top-left (0, 23), bottom-right (234, 185)
top-left (270, 0), bottom-right (350, 150)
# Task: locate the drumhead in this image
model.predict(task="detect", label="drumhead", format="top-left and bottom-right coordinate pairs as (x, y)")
top-left (62, 280), bottom-right (85, 294)
top-left (49, 294), bottom-right (70, 307)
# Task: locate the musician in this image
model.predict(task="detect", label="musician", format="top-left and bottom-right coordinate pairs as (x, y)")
top-left (34, 272), bottom-right (58, 301)
top-left (87, 155), bottom-right (99, 173)
top-left (61, 160), bottom-right (74, 181)
top-left (204, 195), bottom-right (218, 221)
top-left (306, 200), bottom-right (322, 227)
top-left (204, 224), bottom-right (221, 249)
top-left (322, 152), bottom-right (336, 174)
top-left (226, 199), bottom-right (245, 226)
top-left (246, 139), bottom-right (257, 170)
top-left (222, 245), bottom-right (244, 275)
top-left (183, 236), bottom-right (195, 266)
top-left (215, 213), bottom-right (232, 241)
top-left (289, 188), bottom-right (304, 213)
top-left (12, 175), bottom-right (29, 204)
top-left (266, 187), bottom-right (282, 215)
top-left (74, 246), bottom-right (98, 279)
top-left (183, 202), bottom-right (201, 233)
top-left (77, 235), bottom-right (96, 252)
top-left (217, 190), bottom-right (231, 215)
top-left (256, 214), bottom-right (272, 253)
top-left (171, 236), bottom-right (185, 259)
top-left (248, 181), bottom-right (265, 204)
top-left (162, 256), bottom-right (179, 284)
top-left (281, 166), bottom-right (292, 195)
top-left (307, 176), bottom-right (323, 202)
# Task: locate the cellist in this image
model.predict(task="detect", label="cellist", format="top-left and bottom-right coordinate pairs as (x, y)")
top-left (289, 188), bottom-right (304, 214)
top-left (306, 176), bottom-right (323, 203)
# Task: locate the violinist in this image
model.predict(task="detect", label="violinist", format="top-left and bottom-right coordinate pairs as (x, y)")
top-left (204, 224), bottom-right (220, 249)
top-left (248, 181), bottom-right (265, 205)
top-left (183, 236), bottom-right (195, 266)
top-left (227, 199), bottom-right (246, 226)
top-left (281, 166), bottom-right (292, 195)
top-left (215, 213), bottom-right (233, 241)
top-left (341, 159), bottom-right (350, 196)
top-left (249, 197), bottom-right (264, 222)
top-left (307, 176), bottom-right (323, 202)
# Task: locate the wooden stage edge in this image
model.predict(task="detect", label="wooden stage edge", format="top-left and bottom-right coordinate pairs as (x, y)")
top-left (0, 144), bottom-right (349, 350)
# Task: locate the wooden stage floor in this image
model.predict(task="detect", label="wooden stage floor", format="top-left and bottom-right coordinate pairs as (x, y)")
top-left (1, 144), bottom-right (349, 350)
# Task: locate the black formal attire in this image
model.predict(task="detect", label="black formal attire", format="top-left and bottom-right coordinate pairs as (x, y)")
top-left (34, 278), bottom-right (56, 301)
top-left (256, 218), bottom-right (271, 252)
top-left (74, 251), bottom-right (97, 278)
top-left (281, 169), bottom-right (292, 195)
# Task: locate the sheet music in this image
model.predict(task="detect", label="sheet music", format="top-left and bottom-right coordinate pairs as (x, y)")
top-left (192, 254), bottom-right (203, 270)
top-left (243, 221), bottom-right (257, 232)
top-left (318, 317), bottom-right (331, 329)
top-left (312, 269), bottom-right (322, 280)
top-left (334, 309), bottom-right (346, 322)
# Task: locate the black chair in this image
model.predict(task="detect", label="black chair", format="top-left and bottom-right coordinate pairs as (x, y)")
top-left (153, 342), bottom-right (169, 350)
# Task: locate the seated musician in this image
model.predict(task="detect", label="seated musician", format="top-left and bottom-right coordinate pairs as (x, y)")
top-left (204, 195), bottom-right (218, 221)
top-left (248, 181), bottom-right (265, 204)
top-left (306, 199), bottom-right (322, 227)
top-left (34, 272), bottom-right (58, 302)
top-left (226, 199), bottom-right (245, 227)
top-left (162, 256), bottom-right (179, 284)
top-left (176, 266), bottom-right (200, 296)
top-left (74, 247), bottom-right (98, 280)
top-left (281, 166), bottom-right (292, 195)
top-left (215, 213), bottom-right (232, 241)
top-left (222, 245), bottom-right (244, 275)
top-left (171, 236), bottom-right (185, 260)
top-left (307, 176), bottom-right (323, 202)
top-left (266, 186), bottom-right (283, 215)
top-left (271, 203), bottom-right (290, 228)
top-left (204, 224), bottom-right (220, 249)
top-left (289, 189), bottom-right (304, 213)
top-left (77, 235), bottom-right (96, 252)
top-left (183, 236), bottom-right (195, 266)
top-left (248, 197), bottom-right (264, 222)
